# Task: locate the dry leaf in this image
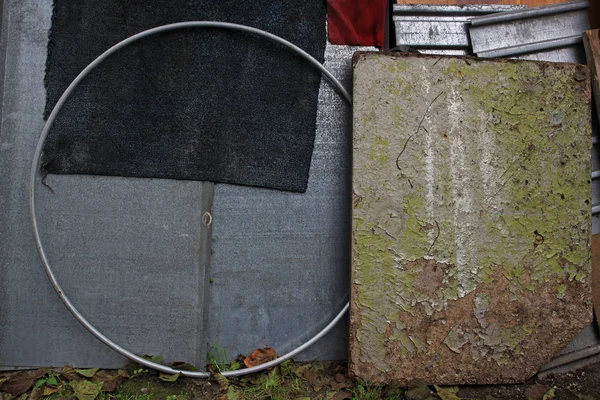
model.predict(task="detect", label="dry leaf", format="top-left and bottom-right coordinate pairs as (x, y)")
top-left (158, 373), bottom-right (180, 382)
top-left (435, 385), bottom-right (462, 400)
top-left (526, 384), bottom-right (551, 400)
top-left (69, 380), bottom-right (102, 400)
top-left (169, 362), bottom-right (198, 372)
top-left (75, 368), bottom-right (99, 378)
top-left (291, 364), bottom-right (312, 377)
top-left (331, 390), bottom-right (353, 400)
top-left (543, 388), bottom-right (556, 400)
top-left (92, 370), bottom-right (129, 392)
top-left (331, 380), bottom-right (351, 390)
top-left (243, 347), bottom-right (277, 368)
top-left (213, 373), bottom-right (230, 390)
top-left (29, 387), bottom-right (43, 400)
top-left (42, 386), bottom-right (59, 396)
top-left (2, 370), bottom-right (47, 396)
top-left (61, 366), bottom-right (82, 381)
top-left (406, 385), bottom-right (433, 400)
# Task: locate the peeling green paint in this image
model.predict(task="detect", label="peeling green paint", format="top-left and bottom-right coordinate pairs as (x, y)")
top-left (351, 53), bottom-right (591, 384)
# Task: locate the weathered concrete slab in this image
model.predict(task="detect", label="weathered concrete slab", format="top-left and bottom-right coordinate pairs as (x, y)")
top-left (350, 52), bottom-right (593, 385)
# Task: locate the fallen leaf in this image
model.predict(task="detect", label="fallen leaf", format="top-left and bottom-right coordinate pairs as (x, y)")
top-left (334, 373), bottom-right (345, 383)
top-left (291, 364), bottom-right (312, 377)
top-left (329, 361), bottom-right (347, 375)
top-left (69, 380), bottom-right (102, 400)
top-left (92, 370), bottom-right (129, 392)
top-left (46, 375), bottom-right (58, 386)
top-left (330, 390), bottom-right (353, 400)
top-left (435, 385), bottom-right (462, 400)
top-left (543, 388), bottom-right (556, 400)
top-left (243, 347), bottom-right (278, 368)
top-left (75, 368), bottom-right (99, 378)
top-left (158, 373), bottom-right (180, 382)
top-left (2, 370), bottom-right (47, 396)
top-left (29, 387), bottom-right (42, 400)
top-left (331, 381), bottom-right (351, 390)
top-left (303, 369), bottom-right (318, 385)
top-left (42, 386), bottom-right (59, 396)
top-left (311, 363), bottom-right (325, 374)
top-left (279, 359), bottom-right (293, 376)
top-left (169, 362), bottom-right (198, 372)
top-left (526, 384), bottom-right (551, 400)
top-left (213, 373), bottom-right (230, 390)
top-left (226, 386), bottom-right (241, 400)
top-left (406, 385), bottom-right (433, 400)
top-left (61, 366), bottom-right (82, 381)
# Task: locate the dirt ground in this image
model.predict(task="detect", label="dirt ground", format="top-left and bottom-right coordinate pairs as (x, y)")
top-left (2, 359), bottom-right (600, 399)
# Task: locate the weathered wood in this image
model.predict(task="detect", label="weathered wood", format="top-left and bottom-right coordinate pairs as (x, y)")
top-left (583, 30), bottom-right (600, 121)
top-left (350, 52), bottom-right (592, 385)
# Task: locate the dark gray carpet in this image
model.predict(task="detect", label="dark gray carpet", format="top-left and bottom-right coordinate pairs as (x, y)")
top-left (43, 1), bottom-right (327, 192)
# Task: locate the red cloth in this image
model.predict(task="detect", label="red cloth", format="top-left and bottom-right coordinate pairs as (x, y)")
top-left (326, 0), bottom-right (387, 48)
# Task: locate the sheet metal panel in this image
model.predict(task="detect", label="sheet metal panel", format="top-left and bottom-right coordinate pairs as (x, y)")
top-left (0, 0), bottom-right (210, 369)
top-left (393, 4), bottom-right (526, 53)
top-left (205, 44), bottom-right (364, 361)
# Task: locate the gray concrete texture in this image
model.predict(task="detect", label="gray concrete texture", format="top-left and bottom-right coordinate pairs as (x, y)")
top-left (350, 52), bottom-right (592, 385)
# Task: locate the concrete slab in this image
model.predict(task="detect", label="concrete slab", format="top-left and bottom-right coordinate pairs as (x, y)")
top-left (350, 52), bottom-right (593, 385)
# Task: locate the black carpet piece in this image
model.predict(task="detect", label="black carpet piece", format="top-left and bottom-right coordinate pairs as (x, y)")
top-left (43, 1), bottom-right (327, 192)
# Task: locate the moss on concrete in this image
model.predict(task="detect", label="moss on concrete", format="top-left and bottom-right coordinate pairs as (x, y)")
top-left (350, 53), bottom-right (592, 385)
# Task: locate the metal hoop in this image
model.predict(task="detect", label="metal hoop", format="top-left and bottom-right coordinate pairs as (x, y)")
top-left (29, 21), bottom-right (351, 378)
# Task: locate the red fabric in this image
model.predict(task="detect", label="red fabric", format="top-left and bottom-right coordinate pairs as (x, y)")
top-left (326, 0), bottom-right (387, 48)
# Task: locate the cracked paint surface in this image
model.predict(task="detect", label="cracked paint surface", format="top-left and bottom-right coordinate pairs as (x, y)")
top-left (350, 52), bottom-right (593, 385)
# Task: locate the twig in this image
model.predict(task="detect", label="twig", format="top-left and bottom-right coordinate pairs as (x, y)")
top-left (376, 224), bottom-right (397, 240)
top-left (396, 91), bottom-right (445, 171)
top-left (427, 221), bottom-right (440, 256)
top-left (395, 134), bottom-right (415, 170)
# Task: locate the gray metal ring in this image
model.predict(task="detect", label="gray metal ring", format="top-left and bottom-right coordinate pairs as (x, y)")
top-left (29, 21), bottom-right (351, 378)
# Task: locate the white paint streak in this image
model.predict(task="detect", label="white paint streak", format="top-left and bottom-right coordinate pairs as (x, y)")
top-left (420, 72), bottom-right (436, 256)
top-left (447, 87), bottom-right (476, 297)
top-left (477, 110), bottom-right (498, 204)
